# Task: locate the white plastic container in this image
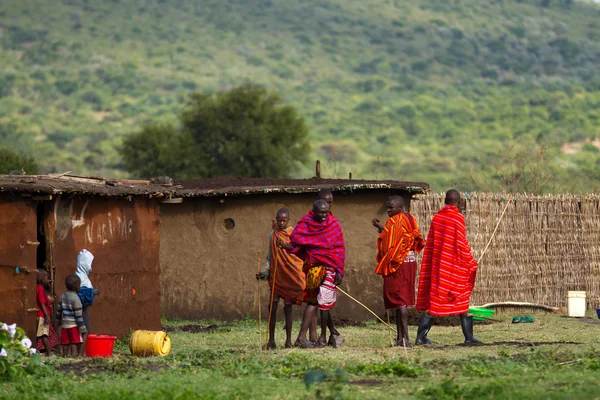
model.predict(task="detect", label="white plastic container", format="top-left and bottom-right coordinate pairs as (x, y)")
top-left (567, 291), bottom-right (586, 317)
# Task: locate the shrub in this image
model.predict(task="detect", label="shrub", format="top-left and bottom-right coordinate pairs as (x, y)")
top-left (0, 322), bottom-right (43, 379)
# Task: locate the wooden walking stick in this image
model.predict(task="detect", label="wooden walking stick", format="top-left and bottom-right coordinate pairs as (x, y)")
top-left (265, 246), bottom-right (279, 347)
top-left (387, 310), bottom-right (393, 347)
top-left (257, 255), bottom-right (262, 352)
top-left (337, 287), bottom-right (397, 333)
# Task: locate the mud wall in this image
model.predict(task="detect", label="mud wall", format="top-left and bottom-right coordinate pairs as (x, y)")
top-left (160, 190), bottom-right (412, 321)
top-left (48, 195), bottom-right (162, 337)
top-left (0, 196), bottom-right (38, 339)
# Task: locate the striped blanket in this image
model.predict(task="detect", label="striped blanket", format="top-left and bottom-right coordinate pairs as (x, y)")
top-left (416, 205), bottom-right (478, 316)
top-left (267, 225), bottom-right (306, 305)
top-left (374, 212), bottom-right (424, 276)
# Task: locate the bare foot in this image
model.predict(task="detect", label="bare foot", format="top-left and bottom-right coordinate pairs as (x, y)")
top-left (328, 334), bottom-right (344, 348)
top-left (315, 336), bottom-right (327, 348)
top-left (299, 340), bottom-right (316, 349)
top-left (393, 339), bottom-right (413, 348)
top-left (285, 341), bottom-right (293, 349)
top-left (262, 341), bottom-right (277, 350)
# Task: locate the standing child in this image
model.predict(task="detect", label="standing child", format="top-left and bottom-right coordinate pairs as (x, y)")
top-left (75, 249), bottom-right (99, 333)
top-left (36, 270), bottom-right (59, 356)
top-left (256, 208), bottom-right (306, 349)
top-left (56, 274), bottom-right (88, 357)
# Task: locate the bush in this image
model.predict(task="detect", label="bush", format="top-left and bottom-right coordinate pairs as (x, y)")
top-left (0, 322), bottom-right (43, 379)
top-left (0, 147), bottom-right (40, 174)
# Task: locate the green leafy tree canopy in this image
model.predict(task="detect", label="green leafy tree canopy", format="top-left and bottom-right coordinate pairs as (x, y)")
top-left (122, 84), bottom-right (310, 179)
top-left (0, 147), bottom-right (40, 175)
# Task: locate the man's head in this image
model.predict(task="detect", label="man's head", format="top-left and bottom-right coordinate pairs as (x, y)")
top-left (317, 190), bottom-right (333, 210)
top-left (37, 269), bottom-right (49, 286)
top-left (386, 196), bottom-right (405, 217)
top-left (65, 274), bottom-right (81, 292)
top-left (275, 208), bottom-right (291, 230)
top-left (445, 189), bottom-right (461, 206)
top-left (312, 199), bottom-right (330, 223)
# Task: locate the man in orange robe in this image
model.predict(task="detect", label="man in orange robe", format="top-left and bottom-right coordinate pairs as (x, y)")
top-left (256, 208), bottom-right (305, 349)
top-left (372, 196), bottom-right (424, 347)
top-left (415, 189), bottom-right (482, 346)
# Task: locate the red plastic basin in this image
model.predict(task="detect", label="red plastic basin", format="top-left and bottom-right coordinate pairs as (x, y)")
top-left (86, 334), bottom-right (117, 357)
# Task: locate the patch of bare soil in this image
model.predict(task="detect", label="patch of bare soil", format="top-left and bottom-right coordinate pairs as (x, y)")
top-left (333, 317), bottom-right (366, 327)
top-left (574, 317), bottom-right (600, 325)
top-left (163, 324), bottom-right (219, 333)
top-left (55, 358), bottom-right (168, 376)
top-left (350, 379), bottom-right (383, 386)
top-left (430, 340), bottom-right (583, 349)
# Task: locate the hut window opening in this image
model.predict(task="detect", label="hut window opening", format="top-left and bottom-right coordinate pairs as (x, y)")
top-left (224, 218), bottom-right (235, 230)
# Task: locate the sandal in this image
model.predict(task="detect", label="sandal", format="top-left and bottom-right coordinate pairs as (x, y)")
top-left (512, 316), bottom-right (521, 324)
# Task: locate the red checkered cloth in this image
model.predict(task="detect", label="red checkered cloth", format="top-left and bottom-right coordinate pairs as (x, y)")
top-left (290, 211), bottom-right (346, 275)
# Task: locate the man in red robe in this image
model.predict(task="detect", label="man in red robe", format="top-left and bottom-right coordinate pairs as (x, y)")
top-left (279, 199), bottom-right (346, 348)
top-left (372, 196), bottom-right (424, 347)
top-left (415, 189), bottom-right (482, 346)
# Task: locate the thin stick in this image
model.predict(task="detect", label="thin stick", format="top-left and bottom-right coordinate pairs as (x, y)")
top-left (337, 287), bottom-right (396, 333)
top-left (266, 247), bottom-right (279, 347)
top-left (257, 255), bottom-right (262, 352)
top-left (387, 310), bottom-right (393, 347)
top-left (477, 196), bottom-right (511, 264)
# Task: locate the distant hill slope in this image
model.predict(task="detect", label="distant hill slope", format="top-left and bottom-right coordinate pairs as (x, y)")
top-left (1, 0), bottom-right (599, 191)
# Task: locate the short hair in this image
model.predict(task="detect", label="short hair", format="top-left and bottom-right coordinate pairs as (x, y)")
top-left (37, 269), bottom-right (48, 283)
top-left (65, 274), bottom-right (81, 291)
top-left (445, 189), bottom-right (461, 206)
top-left (277, 207), bottom-right (290, 217)
top-left (317, 189), bottom-right (333, 200)
top-left (387, 195), bottom-right (404, 207)
top-left (313, 199), bottom-right (329, 210)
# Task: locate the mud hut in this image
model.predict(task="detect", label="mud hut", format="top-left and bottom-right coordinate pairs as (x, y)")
top-left (0, 174), bottom-right (175, 339)
top-left (160, 177), bottom-right (429, 322)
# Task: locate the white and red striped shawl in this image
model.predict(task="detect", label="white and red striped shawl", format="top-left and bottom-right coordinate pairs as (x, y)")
top-left (416, 205), bottom-right (478, 316)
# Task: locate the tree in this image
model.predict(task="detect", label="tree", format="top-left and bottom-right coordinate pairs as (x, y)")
top-left (122, 84), bottom-right (310, 179)
top-left (459, 141), bottom-right (571, 194)
top-left (0, 147), bottom-right (40, 175)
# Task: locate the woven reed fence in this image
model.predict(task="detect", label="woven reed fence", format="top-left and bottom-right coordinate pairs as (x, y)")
top-left (410, 193), bottom-right (600, 309)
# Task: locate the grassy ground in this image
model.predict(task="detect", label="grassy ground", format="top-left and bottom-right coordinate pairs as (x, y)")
top-left (2, 310), bottom-right (600, 399)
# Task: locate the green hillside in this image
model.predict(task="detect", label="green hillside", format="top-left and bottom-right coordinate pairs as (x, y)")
top-left (1, 0), bottom-right (600, 191)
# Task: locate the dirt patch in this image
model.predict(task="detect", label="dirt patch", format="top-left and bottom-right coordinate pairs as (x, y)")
top-left (350, 379), bottom-right (382, 386)
top-left (430, 340), bottom-right (583, 349)
top-left (163, 324), bottom-right (219, 333)
top-left (574, 317), bottom-right (600, 325)
top-left (333, 317), bottom-right (366, 327)
top-left (55, 358), bottom-right (168, 376)
top-left (385, 309), bottom-right (495, 326)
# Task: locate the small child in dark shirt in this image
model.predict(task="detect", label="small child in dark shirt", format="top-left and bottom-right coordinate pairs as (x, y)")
top-left (56, 274), bottom-right (88, 357)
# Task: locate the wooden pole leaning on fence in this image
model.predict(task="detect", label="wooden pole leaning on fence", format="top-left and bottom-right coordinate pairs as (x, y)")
top-left (477, 196), bottom-right (512, 264)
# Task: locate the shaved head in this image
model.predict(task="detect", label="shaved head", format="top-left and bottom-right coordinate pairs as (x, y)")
top-left (276, 207), bottom-right (290, 218)
top-left (313, 199), bottom-right (329, 212)
top-left (387, 195), bottom-right (404, 208)
top-left (317, 190), bottom-right (333, 209)
top-left (312, 199), bottom-right (330, 222)
top-left (386, 195), bottom-right (405, 217)
top-left (65, 274), bottom-right (81, 292)
top-left (445, 189), bottom-right (461, 206)
top-left (37, 269), bottom-right (49, 284)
